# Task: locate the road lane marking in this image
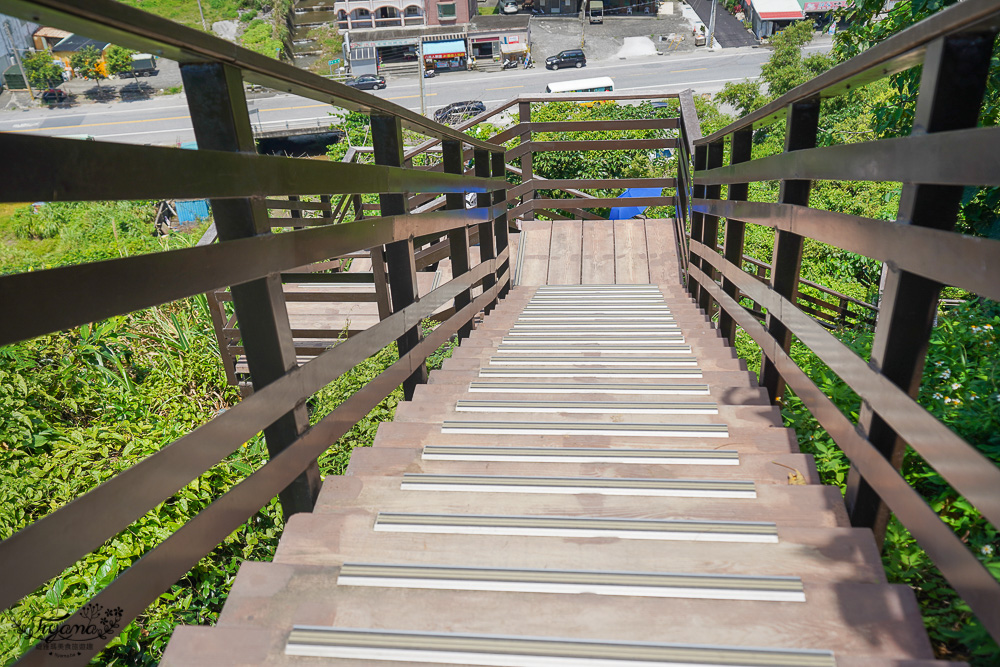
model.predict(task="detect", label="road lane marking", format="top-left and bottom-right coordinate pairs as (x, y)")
top-left (486, 85), bottom-right (524, 91)
top-left (669, 67), bottom-right (708, 73)
top-left (386, 93), bottom-right (437, 100)
top-left (7, 114), bottom-right (191, 133)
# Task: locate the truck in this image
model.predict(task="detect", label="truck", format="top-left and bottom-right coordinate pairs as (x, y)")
top-left (130, 53), bottom-right (158, 77)
top-left (589, 0), bottom-right (603, 23)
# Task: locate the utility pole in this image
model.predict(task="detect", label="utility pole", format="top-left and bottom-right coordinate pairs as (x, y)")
top-left (3, 21), bottom-right (34, 101)
top-left (418, 41), bottom-right (426, 116)
top-left (196, 0), bottom-right (208, 31)
top-left (707, 0), bottom-right (717, 49)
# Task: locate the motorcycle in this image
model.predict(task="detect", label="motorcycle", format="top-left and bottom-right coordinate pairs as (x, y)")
top-left (502, 59), bottom-right (518, 70)
top-left (423, 68), bottom-right (436, 78)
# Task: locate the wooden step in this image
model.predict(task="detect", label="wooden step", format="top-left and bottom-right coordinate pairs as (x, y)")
top-left (160, 623), bottom-right (959, 667)
top-left (311, 476), bottom-right (851, 527)
top-left (346, 447), bottom-right (820, 486)
top-left (371, 421), bottom-right (800, 453)
top-left (412, 381), bottom-right (770, 405)
top-left (273, 511), bottom-right (887, 584)
top-left (426, 369), bottom-right (761, 388)
top-left (198, 562), bottom-right (932, 658)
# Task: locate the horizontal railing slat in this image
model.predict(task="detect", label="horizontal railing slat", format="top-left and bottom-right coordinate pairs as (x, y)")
top-left (0, 0), bottom-right (501, 149)
top-left (689, 239), bottom-right (1000, 530)
top-left (0, 251), bottom-right (508, 612)
top-left (696, 0), bottom-right (1000, 144)
top-left (528, 196), bottom-right (675, 209)
top-left (692, 199), bottom-right (1000, 301)
top-left (686, 263), bottom-right (1000, 643)
top-left (525, 119), bottom-right (680, 132)
top-left (0, 133), bottom-right (502, 203)
top-left (508, 138), bottom-right (677, 159)
top-left (695, 127), bottom-right (1000, 188)
top-left (0, 204), bottom-right (504, 346)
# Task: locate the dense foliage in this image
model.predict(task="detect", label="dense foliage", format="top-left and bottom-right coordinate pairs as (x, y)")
top-left (0, 200), bottom-right (455, 664)
top-left (19, 51), bottom-right (63, 90)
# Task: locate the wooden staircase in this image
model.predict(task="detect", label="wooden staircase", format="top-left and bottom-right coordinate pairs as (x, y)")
top-left (162, 277), bottom-right (944, 666)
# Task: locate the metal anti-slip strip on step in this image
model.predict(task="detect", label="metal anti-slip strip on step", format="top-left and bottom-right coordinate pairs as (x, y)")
top-left (479, 368), bottom-right (704, 379)
top-left (440, 421), bottom-right (728, 438)
top-left (510, 323), bottom-right (680, 330)
top-left (467, 382), bottom-right (711, 395)
top-left (504, 331), bottom-right (684, 339)
top-left (517, 316), bottom-right (677, 322)
top-left (373, 512), bottom-right (779, 542)
top-left (335, 564), bottom-right (805, 601)
top-left (285, 628), bottom-right (834, 666)
top-left (400, 474), bottom-right (755, 498)
top-left (454, 400), bottom-right (718, 414)
top-left (488, 357), bottom-right (699, 367)
top-left (421, 445), bottom-right (738, 465)
top-left (496, 343), bottom-right (693, 354)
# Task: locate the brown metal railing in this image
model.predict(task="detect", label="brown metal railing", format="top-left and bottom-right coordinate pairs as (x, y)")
top-left (676, 0), bottom-right (1000, 644)
top-left (0, 1), bottom-right (508, 663)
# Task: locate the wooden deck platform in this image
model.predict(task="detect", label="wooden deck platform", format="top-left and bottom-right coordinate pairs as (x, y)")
top-left (162, 220), bottom-right (944, 666)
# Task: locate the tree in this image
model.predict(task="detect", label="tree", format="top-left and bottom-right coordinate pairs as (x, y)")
top-left (104, 45), bottom-right (137, 81)
top-left (20, 50), bottom-right (63, 90)
top-left (69, 45), bottom-right (106, 87)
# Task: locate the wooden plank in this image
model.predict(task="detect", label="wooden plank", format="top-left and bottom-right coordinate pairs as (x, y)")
top-left (645, 218), bottom-right (680, 285)
top-left (515, 220), bottom-right (552, 286)
top-left (547, 220), bottom-right (583, 286)
top-left (614, 219), bottom-right (650, 285)
top-left (582, 220), bottom-right (615, 285)
top-left (507, 229), bottom-right (520, 287)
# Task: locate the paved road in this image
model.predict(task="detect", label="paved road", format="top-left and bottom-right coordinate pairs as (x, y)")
top-left (687, 0), bottom-right (758, 48)
top-left (0, 43), bottom-right (831, 145)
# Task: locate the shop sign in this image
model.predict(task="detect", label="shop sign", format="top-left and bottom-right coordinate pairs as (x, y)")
top-left (803, 0), bottom-right (849, 10)
top-left (507, 35), bottom-right (520, 43)
top-left (424, 52), bottom-right (466, 60)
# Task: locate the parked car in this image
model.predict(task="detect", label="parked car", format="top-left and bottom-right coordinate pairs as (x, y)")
top-left (433, 100), bottom-right (486, 125)
top-left (345, 75), bottom-right (386, 90)
top-left (502, 0), bottom-right (519, 13)
top-left (40, 88), bottom-right (69, 105)
top-left (545, 49), bottom-right (587, 70)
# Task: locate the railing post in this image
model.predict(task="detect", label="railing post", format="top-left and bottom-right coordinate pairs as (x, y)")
top-left (845, 34), bottom-right (994, 544)
top-left (759, 98), bottom-right (820, 404)
top-left (719, 128), bottom-right (753, 346)
top-left (492, 149), bottom-right (510, 299)
top-left (696, 139), bottom-right (725, 316)
top-left (443, 139), bottom-right (473, 339)
top-left (475, 148), bottom-right (499, 313)
top-left (685, 143), bottom-right (707, 301)
top-left (518, 101), bottom-right (534, 221)
top-left (372, 114), bottom-right (428, 400)
top-left (179, 61), bottom-right (320, 517)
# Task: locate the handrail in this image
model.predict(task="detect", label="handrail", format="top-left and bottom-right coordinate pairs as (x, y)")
top-left (677, 0), bottom-right (1000, 645)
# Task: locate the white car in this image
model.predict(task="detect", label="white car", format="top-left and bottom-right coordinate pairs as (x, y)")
top-left (502, 1), bottom-right (519, 13)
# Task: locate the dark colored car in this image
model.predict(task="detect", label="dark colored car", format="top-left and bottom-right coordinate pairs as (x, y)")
top-left (433, 100), bottom-right (486, 125)
top-left (545, 49), bottom-right (586, 70)
top-left (345, 75), bottom-right (386, 90)
top-left (40, 88), bottom-right (69, 105)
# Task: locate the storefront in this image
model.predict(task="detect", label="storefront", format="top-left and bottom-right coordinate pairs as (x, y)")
top-left (468, 16), bottom-right (530, 62)
top-left (742, 0), bottom-right (805, 38)
top-left (422, 38), bottom-right (468, 71)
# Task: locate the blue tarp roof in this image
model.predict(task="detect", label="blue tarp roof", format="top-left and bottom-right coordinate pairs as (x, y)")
top-left (422, 40), bottom-right (467, 57)
top-left (610, 187), bottom-right (662, 220)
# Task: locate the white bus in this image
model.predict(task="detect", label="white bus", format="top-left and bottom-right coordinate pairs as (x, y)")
top-left (545, 77), bottom-right (615, 94)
